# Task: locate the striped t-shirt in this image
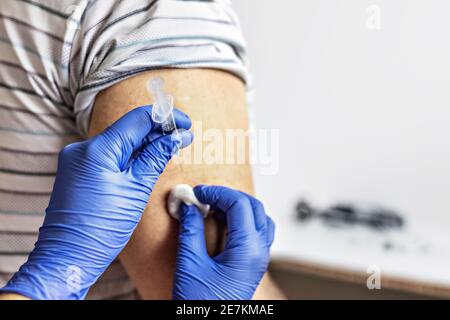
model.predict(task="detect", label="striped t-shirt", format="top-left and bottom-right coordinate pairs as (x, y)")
top-left (0, 0), bottom-right (247, 299)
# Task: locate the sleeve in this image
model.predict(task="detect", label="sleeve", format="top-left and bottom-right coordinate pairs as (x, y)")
top-left (70, 0), bottom-right (249, 137)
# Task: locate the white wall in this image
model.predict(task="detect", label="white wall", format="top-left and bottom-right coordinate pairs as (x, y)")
top-left (233, 0), bottom-right (450, 232)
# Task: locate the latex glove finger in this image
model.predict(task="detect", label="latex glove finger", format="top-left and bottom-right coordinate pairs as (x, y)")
top-left (239, 191), bottom-right (268, 231)
top-left (178, 204), bottom-right (208, 256)
top-left (132, 130), bottom-right (193, 178)
top-left (193, 185), bottom-right (256, 234)
top-left (266, 216), bottom-right (276, 247)
top-left (97, 106), bottom-right (191, 169)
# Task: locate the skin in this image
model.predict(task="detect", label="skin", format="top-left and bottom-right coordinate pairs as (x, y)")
top-left (0, 294), bottom-right (29, 300)
top-left (89, 68), bottom-right (284, 300)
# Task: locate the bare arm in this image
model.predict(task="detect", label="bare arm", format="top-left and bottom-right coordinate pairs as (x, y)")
top-left (90, 68), bottom-right (284, 299)
top-left (0, 294), bottom-right (29, 300)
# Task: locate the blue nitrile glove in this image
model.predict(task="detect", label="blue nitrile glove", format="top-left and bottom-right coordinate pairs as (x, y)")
top-left (0, 106), bottom-right (193, 300)
top-left (173, 186), bottom-right (275, 300)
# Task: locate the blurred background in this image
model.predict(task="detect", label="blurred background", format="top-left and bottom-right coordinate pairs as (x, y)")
top-left (233, 0), bottom-right (450, 299)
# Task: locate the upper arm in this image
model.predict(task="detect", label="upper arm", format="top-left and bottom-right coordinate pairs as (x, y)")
top-left (89, 67), bottom-right (253, 192)
top-left (89, 68), bottom-right (255, 299)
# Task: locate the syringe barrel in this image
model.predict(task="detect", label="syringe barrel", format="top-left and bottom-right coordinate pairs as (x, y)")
top-left (150, 78), bottom-right (165, 105)
top-left (148, 77), bottom-right (174, 124)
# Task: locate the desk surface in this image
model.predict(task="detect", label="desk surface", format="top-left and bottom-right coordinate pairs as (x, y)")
top-left (271, 215), bottom-right (450, 298)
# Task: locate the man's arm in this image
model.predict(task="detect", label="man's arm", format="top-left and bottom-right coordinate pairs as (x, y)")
top-left (0, 294), bottom-right (29, 300)
top-left (89, 68), bottom-right (284, 299)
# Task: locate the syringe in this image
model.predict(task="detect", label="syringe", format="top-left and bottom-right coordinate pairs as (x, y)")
top-left (148, 77), bottom-right (178, 135)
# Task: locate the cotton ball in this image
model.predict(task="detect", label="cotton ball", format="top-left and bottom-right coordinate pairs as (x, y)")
top-left (167, 184), bottom-right (210, 220)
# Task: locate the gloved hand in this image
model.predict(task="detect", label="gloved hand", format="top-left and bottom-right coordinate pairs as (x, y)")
top-left (173, 185), bottom-right (275, 300)
top-left (0, 106), bottom-right (193, 300)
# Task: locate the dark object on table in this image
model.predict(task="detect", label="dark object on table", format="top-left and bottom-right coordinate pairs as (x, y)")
top-left (296, 200), bottom-right (404, 230)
